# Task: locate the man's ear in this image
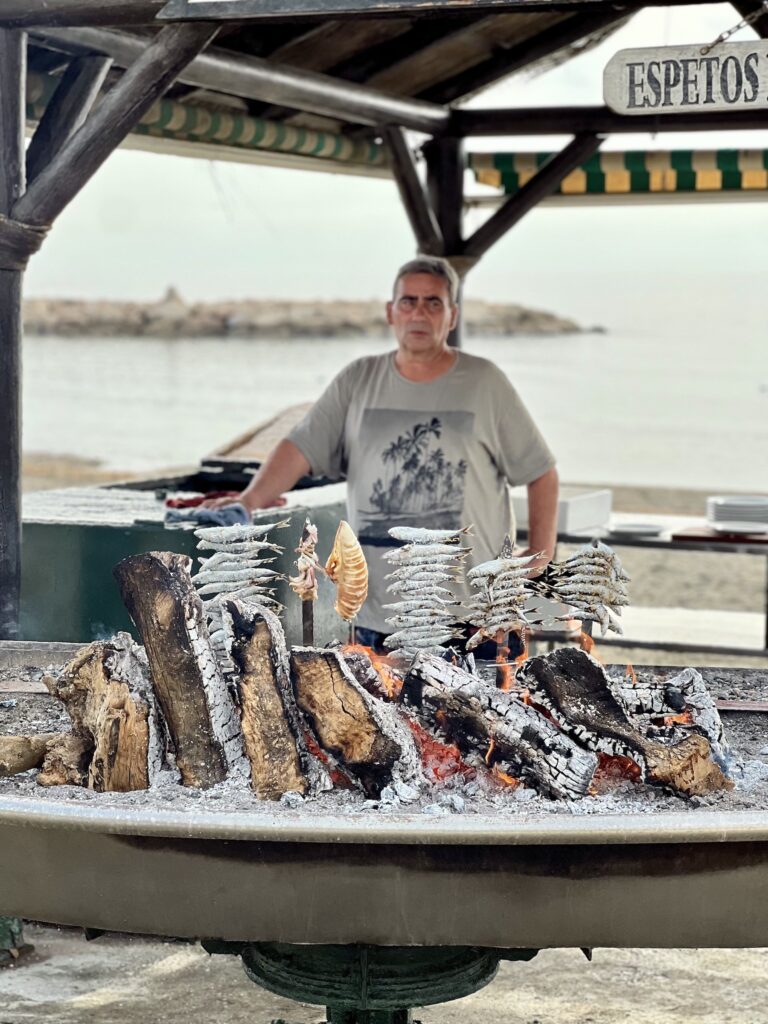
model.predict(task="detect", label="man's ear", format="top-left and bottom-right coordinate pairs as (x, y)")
top-left (449, 304), bottom-right (459, 329)
top-left (385, 301), bottom-right (395, 325)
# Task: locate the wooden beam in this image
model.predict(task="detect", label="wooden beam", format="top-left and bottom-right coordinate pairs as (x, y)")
top-left (463, 132), bottom-right (601, 261)
top-left (453, 104), bottom-right (768, 136)
top-left (0, 2), bottom-right (164, 27)
top-left (268, 18), bottom-right (412, 72)
top-left (0, 28), bottom-right (25, 640)
top-left (26, 55), bottom-right (112, 183)
top-left (14, 23), bottom-right (218, 227)
top-left (382, 125), bottom-right (443, 255)
top-left (420, 9), bottom-right (628, 103)
top-left (40, 26), bottom-right (450, 133)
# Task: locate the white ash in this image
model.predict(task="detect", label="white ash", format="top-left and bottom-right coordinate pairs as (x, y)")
top-left (182, 595), bottom-right (249, 784)
top-left (104, 632), bottom-right (167, 787)
top-left (4, 664), bottom-right (768, 817)
top-left (610, 665), bottom-right (730, 765)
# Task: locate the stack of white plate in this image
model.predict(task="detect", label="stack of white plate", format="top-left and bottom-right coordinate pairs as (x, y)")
top-left (706, 495), bottom-right (768, 535)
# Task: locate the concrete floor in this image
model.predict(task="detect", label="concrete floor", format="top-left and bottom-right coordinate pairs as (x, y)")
top-left (1, 926), bottom-right (767, 1024)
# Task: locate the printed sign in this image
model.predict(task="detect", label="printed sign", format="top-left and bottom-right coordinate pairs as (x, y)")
top-left (604, 42), bottom-right (768, 115)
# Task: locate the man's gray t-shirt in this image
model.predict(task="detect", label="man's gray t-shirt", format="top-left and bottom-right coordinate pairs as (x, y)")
top-left (287, 351), bottom-right (555, 632)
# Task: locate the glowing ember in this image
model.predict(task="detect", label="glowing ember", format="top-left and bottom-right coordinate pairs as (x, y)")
top-left (344, 643), bottom-right (404, 699)
top-left (591, 752), bottom-right (642, 789)
top-left (484, 736), bottom-right (496, 765)
top-left (662, 711), bottom-right (695, 727)
top-left (406, 719), bottom-right (475, 782)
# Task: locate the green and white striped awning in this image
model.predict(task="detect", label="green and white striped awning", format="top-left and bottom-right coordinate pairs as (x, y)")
top-left (26, 72), bottom-right (388, 177)
top-left (470, 149), bottom-right (768, 202)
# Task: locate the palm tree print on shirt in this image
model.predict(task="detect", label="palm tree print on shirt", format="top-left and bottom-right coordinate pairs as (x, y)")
top-left (361, 416), bottom-right (468, 538)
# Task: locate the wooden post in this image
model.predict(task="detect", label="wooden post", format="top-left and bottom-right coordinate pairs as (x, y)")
top-left (382, 125), bottom-right (443, 257)
top-left (424, 135), bottom-right (465, 348)
top-left (0, 29), bottom-right (26, 640)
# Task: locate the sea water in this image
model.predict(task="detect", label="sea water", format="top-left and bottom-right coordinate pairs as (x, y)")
top-left (21, 321), bottom-right (767, 492)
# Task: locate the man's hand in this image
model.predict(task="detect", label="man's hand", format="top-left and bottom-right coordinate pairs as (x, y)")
top-left (201, 493), bottom-right (287, 511)
top-left (200, 439), bottom-right (311, 513)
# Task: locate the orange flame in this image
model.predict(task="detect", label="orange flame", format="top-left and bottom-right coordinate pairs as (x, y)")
top-left (491, 764), bottom-right (521, 788)
top-left (514, 627), bottom-right (529, 666)
top-left (343, 643), bottom-right (404, 700)
top-left (485, 736), bottom-right (496, 765)
top-left (625, 663), bottom-right (637, 685)
top-left (579, 631), bottom-right (595, 654)
top-left (663, 711), bottom-right (694, 727)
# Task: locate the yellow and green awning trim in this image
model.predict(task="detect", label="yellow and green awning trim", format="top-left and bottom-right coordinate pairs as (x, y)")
top-left (470, 149), bottom-right (768, 197)
top-left (26, 72), bottom-right (387, 173)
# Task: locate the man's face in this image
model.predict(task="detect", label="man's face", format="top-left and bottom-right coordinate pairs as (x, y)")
top-left (386, 273), bottom-right (458, 356)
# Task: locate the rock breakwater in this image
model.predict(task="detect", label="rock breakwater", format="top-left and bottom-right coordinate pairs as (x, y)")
top-left (24, 288), bottom-right (590, 339)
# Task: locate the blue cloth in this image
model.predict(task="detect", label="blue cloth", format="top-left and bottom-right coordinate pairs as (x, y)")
top-left (164, 503), bottom-right (250, 527)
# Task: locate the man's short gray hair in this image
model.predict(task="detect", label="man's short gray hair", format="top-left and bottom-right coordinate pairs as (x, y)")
top-left (393, 255), bottom-right (460, 305)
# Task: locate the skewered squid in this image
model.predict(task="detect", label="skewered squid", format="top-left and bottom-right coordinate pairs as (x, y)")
top-left (324, 520), bottom-right (368, 621)
top-left (383, 525), bottom-right (470, 658)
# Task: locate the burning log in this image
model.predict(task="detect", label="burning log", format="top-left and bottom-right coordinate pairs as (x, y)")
top-left (405, 653), bottom-right (599, 800)
top-left (114, 552), bottom-right (246, 789)
top-left (290, 647), bottom-right (421, 798)
top-left (0, 734), bottom-right (61, 777)
top-left (518, 649), bottom-right (732, 796)
top-left (40, 634), bottom-right (162, 792)
top-left (220, 600), bottom-right (329, 800)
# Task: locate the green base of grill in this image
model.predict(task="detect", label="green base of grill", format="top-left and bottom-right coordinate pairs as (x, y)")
top-left (206, 942), bottom-right (538, 1022)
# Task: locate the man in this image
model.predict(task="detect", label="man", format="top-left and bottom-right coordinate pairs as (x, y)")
top-left (207, 256), bottom-right (558, 649)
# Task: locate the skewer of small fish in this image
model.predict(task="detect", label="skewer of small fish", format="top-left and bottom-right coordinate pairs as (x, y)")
top-left (465, 535), bottom-right (542, 652)
top-left (192, 520), bottom-right (289, 673)
top-left (529, 539), bottom-right (630, 636)
top-left (383, 526), bottom-right (470, 657)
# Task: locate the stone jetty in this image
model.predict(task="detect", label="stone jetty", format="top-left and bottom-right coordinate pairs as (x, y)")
top-left (23, 288), bottom-right (590, 339)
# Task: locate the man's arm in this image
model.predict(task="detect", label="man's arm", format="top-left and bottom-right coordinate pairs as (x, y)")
top-left (203, 438), bottom-right (310, 511)
top-left (524, 466), bottom-right (559, 566)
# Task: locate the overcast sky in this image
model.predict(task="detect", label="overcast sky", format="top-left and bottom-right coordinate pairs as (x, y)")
top-left (24, 3), bottom-right (768, 331)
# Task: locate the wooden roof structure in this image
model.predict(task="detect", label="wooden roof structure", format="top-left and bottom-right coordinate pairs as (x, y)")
top-left (1, 0), bottom-right (768, 637)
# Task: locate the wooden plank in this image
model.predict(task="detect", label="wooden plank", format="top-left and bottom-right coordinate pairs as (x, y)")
top-left (0, 2), bottom-right (165, 27)
top-left (421, 9), bottom-right (627, 103)
top-left (14, 22), bottom-right (219, 227)
top-left (26, 54), bottom-right (112, 183)
top-left (0, 29), bottom-right (25, 641)
top-left (366, 12), bottom-right (562, 96)
top-left (269, 18), bottom-right (412, 71)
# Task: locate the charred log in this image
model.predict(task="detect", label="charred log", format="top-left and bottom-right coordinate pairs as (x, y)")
top-left (290, 647), bottom-right (420, 798)
top-left (0, 733), bottom-right (60, 777)
top-left (114, 551), bottom-right (245, 789)
top-left (518, 649), bottom-right (732, 796)
top-left (405, 653), bottom-right (598, 800)
top-left (221, 600), bottom-right (327, 800)
top-left (41, 633), bottom-right (161, 791)
top-left (38, 733), bottom-right (91, 787)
